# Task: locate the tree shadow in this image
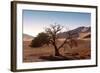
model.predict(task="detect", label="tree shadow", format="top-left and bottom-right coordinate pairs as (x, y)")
top-left (39, 55), bottom-right (75, 61)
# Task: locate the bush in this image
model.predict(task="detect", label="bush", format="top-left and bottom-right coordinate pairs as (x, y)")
top-left (30, 32), bottom-right (50, 47)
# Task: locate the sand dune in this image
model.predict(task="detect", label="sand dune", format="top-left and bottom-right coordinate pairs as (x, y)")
top-left (23, 34), bottom-right (34, 41)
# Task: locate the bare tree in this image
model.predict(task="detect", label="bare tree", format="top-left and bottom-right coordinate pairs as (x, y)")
top-left (45, 23), bottom-right (76, 56)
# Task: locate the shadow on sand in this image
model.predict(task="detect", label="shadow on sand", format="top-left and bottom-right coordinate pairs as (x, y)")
top-left (39, 55), bottom-right (75, 61)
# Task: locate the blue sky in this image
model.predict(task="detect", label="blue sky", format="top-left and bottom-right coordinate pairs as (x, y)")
top-left (23, 10), bottom-right (91, 36)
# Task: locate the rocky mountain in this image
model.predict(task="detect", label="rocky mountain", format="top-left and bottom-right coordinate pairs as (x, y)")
top-left (23, 34), bottom-right (34, 41)
top-left (57, 26), bottom-right (91, 38)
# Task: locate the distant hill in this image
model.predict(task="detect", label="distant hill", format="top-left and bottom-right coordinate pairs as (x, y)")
top-left (23, 34), bottom-right (34, 41)
top-left (57, 26), bottom-right (91, 38)
top-left (79, 32), bottom-right (91, 39)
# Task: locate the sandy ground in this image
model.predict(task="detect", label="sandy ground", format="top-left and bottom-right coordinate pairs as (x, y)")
top-left (23, 39), bottom-right (91, 62)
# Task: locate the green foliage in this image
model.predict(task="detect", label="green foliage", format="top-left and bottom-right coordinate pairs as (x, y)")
top-left (30, 32), bottom-right (50, 47)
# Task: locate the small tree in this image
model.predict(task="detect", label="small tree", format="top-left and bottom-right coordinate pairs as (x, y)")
top-left (30, 32), bottom-right (50, 47)
top-left (45, 23), bottom-right (75, 56)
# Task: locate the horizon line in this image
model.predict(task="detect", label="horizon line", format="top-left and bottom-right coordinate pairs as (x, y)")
top-left (23, 26), bottom-right (91, 37)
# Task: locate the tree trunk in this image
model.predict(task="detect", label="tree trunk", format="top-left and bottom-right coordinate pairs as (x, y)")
top-left (54, 47), bottom-right (60, 56)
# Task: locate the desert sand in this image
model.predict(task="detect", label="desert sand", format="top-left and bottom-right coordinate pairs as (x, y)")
top-left (23, 38), bottom-right (91, 62)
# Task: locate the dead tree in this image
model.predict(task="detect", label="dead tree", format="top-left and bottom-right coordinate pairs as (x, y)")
top-left (45, 23), bottom-right (76, 56)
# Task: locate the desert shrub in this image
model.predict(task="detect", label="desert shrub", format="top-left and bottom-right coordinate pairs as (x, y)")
top-left (30, 37), bottom-right (42, 47)
top-left (30, 32), bottom-right (50, 47)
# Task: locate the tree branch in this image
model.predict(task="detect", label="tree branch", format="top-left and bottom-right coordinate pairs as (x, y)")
top-left (58, 38), bottom-right (68, 50)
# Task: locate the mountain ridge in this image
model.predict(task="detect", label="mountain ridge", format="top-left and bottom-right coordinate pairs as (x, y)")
top-left (57, 26), bottom-right (91, 38)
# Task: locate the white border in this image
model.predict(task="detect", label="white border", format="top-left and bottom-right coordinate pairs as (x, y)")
top-left (17, 3), bottom-right (96, 69)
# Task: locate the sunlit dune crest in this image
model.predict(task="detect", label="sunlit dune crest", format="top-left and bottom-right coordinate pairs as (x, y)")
top-left (23, 34), bottom-right (34, 41)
